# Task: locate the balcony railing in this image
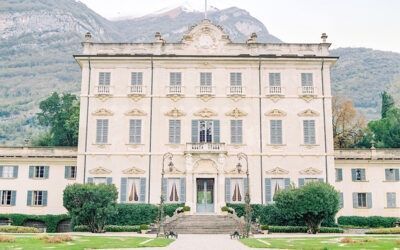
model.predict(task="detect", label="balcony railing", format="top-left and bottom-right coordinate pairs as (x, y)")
top-left (129, 85), bottom-right (145, 95)
top-left (186, 143), bottom-right (225, 152)
top-left (299, 86), bottom-right (317, 95)
top-left (196, 85), bottom-right (215, 95)
top-left (96, 85), bottom-right (111, 95)
top-left (266, 86), bottom-right (284, 95)
top-left (167, 85), bottom-right (184, 95)
top-left (227, 86), bottom-right (245, 95)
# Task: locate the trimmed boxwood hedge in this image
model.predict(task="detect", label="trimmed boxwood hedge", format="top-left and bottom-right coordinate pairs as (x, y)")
top-left (366, 227), bottom-right (400, 234)
top-left (0, 225), bottom-right (40, 233)
top-left (338, 216), bottom-right (399, 228)
top-left (0, 214), bottom-right (70, 233)
top-left (73, 225), bottom-right (140, 232)
top-left (268, 226), bottom-right (343, 233)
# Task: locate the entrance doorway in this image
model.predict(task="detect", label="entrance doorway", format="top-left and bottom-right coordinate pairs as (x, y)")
top-left (196, 178), bottom-right (214, 213)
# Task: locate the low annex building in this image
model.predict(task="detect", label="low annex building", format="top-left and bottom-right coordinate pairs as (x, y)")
top-left (0, 20), bottom-right (398, 218)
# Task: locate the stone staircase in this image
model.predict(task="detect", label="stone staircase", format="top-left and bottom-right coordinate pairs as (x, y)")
top-left (164, 214), bottom-right (241, 234)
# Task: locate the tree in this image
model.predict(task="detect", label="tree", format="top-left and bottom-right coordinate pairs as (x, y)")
top-left (381, 91), bottom-right (395, 118)
top-left (369, 108), bottom-right (400, 148)
top-left (332, 95), bottom-right (366, 148)
top-left (34, 92), bottom-right (79, 146)
top-left (274, 182), bottom-right (340, 234)
top-left (63, 183), bottom-right (118, 233)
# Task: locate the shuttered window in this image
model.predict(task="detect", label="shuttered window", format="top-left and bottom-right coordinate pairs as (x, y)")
top-left (303, 120), bottom-right (316, 144)
top-left (352, 168), bottom-right (366, 181)
top-left (230, 120), bottom-right (243, 144)
top-left (385, 168), bottom-right (400, 181)
top-left (170, 72), bottom-right (182, 86)
top-left (65, 166), bottom-right (77, 179)
top-left (270, 120), bottom-right (282, 144)
top-left (387, 192), bottom-right (396, 208)
top-left (200, 72), bottom-right (212, 86)
top-left (99, 72), bottom-right (111, 85)
top-left (230, 73), bottom-right (242, 86)
top-left (0, 190), bottom-right (15, 206)
top-left (269, 73), bottom-right (281, 86)
top-left (335, 168), bottom-right (343, 182)
top-left (30, 166), bottom-right (49, 179)
top-left (129, 119), bottom-right (142, 144)
top-left (27, 191), bottom-right (47, 206)
top-left (96, 119), bottom-right (109, 144)
top-left (169, 120), bottom-right (181, 144)
top-left (301, 73), bottom-right (313, 86)
top-left (131, 72), bottom-right (143, 85)
top-left (339, 192), bottom-right (344, 208)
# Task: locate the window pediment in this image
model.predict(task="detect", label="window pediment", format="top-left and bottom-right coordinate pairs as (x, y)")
top-left (299, 167), bottom-right (323, 175)
top-left (125, 109), bottom-right (147, 116)
top-left (122, 167), bottom-right (145, 175)
top-left (165, 108), bottom-right (186, 118)
top-left (265, 109), bottom-right (287, 117)
top-left (225, 108), bottom-right (247, 118)
top-left (89, 166), bottom-right (112, 175)
top-left (265, 167), bottom-right (289, 175)
top-left (298, 109), bottom-right (319, 117)
top-left (194, 108), bottom-right (218, 118)
top-left (92, 108), bottom-right (114, 116)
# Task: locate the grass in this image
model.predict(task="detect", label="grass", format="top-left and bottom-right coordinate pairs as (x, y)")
top-left (240, 236), bottom-right (400, 249)
top-left (0, 234), bottom-right (174, 249)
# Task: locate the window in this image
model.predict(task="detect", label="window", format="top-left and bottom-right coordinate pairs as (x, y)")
top-left (96, 119), bottom-right (109, 144)
top-left (121, 178), bottom-right (147, 203)
top-left (270, 120), bottom-right (282, 144)
top-left (387, 192), bottom-right (396, 208)
top-left (299, 178), bottom-right (323, 187)
top-left (353, 192), bottom-right (371, 208)
top-left (335, 168), bottom-right (343, 182)
top-left (169, 120), bottom-right (181, 144)
top-left (265, 178), bottom-right (290, 203)
top-left (131, 72), bottom-right (143, 85)
top-left (357, 193), bottom-right (367, 208)
top-left (231, 120), bottom-right (243, 144)
top-left (303, 120), bottom-right (316, 144)
top-left (1, 166), bottom-right (15, 178)
top-left (200, 72), bottom-right (212, 86)
top-left (352, 168), bottom-right (366, 181)
top-left (192, 120), bottom-right (220, 143)
top-left (166, 178), bottom-right (181, 203)
top-left (385, 168), bottom-right (399, 181)
top-left (65, 166), bottom-right (77, 179)
top-left (0, 190), bottom-right (12, 205)
top-left (271, 178), bottom-right (284, 199)
top-left (269, 73), bottom-right (281, 86)
top-left (301, 73), bottom-right (313, 86)
top-left (339, 192), bottom-right (344, 208)
top-left (126, 178), bottom-right (142, 203)
top-left (29, 166), bottom-right (48, 179)
top-left (170, 72), bottom-right (182, 86)
top-left (230, 73), bottom-right (242, 86)
top-left (94, 177), bottom-right (107, 185)
top-left (33, 191), bottom-right (43, 206)
top-left (99, 72), bottom-right (111, 85)
top-left (36, 166), bottom-right (44, 178)
top-left (230, 179), bottom-right (244, 203)
top-left (129, 119), bottom-right (142, 144)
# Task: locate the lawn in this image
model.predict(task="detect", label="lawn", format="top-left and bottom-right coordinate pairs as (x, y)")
top-left (240, 236), bottom-right (400, 249)
top-left (0, 234), bottom-right (174, 249)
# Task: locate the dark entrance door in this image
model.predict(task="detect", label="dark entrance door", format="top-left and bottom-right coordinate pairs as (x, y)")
top-left (196, 178), bottom-right (214, 213)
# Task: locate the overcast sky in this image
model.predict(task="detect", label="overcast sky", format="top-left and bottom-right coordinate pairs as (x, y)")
top-left (80, 0), bottom-right (400, 53)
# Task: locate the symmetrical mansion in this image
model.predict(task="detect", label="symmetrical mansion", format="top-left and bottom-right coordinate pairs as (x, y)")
top-left (1, 20), bottom-right (399, 219)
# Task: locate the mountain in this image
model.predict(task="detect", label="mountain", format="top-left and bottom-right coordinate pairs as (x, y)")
top-left (1, 0), bottom-right (399, 145)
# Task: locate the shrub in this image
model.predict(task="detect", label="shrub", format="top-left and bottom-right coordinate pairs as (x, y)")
top-left (34, 234), bottom-right (49, 240)
top-left (366, 227), bottom-right (400, 234)
top-left (164, 204), bottom-right (185, 217)
top-left (108, 204), bottom-right (158, 226)
top-left (0, 214), bottom-right (70, 232)
top-left (261, 225), bottom-right (269, 230)
top-left (0, 225), bottom-right (39, 233)
top-left (268, 226), bottom-right (343, 233)
top-left (140, 224), bottom-right (149, 230)
top-left (44, 235), bottom-right (72, 244)
top-left (395, 239), bottom-right (400, 245)
top-left (338, 216), bottom-right (398, 228)
top-left (182, 206), bottom-right (190, 212)
top-left (73, 225), bottom-right (90, 232)
top-left (221, 206), bottom-right (229, 212)
top-left (0, 236), bottom-right (16, 243)
top-left (105, 225), bottom-right (140, 232)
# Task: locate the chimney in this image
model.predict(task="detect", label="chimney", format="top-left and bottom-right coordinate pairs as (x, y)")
top-left (321, 33), bottom-right (328, 43)
top-left (85, 32), bottom-right (92, 42)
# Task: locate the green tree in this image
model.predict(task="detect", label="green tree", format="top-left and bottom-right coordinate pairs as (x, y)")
top-left (381, 91), bottom-right (395, 118)
top-left (274, 182), bottom-right (339, 234)
top-left (369, 108), bottom-right (400, 148)
top-left (63, 183), bottom-right (118, 233)
top-left (34, 92), bottom-right (79, 146)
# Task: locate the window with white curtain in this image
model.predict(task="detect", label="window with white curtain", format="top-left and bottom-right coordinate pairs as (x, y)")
top-left (271, 178), bottom-right (284, 199)
top-left (166, 178), bottom-right (181, 203)
top-left (126, 178), bottom-right (141, 203)
top-left (230, 179), bottom-right (244, 203)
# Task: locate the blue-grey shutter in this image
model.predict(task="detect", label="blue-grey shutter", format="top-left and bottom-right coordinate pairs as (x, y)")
top-left (120, 178), bottom-right (127, 203)
top-left (88, 177), bottom-right (93, 183)
top-left (175, 120), bottom-right (181, 144)
top-left (301, 73), bottom-right (313, 86)
top-left (352, 192), bottom-right (358, 208)
top-left (309, 120), bottom-right (316, 144)
top-left (11, 191), bottom-right (16, 206)
top-left (106, 177), bottom-right (112, 184)
top-left (65, 166), bottom-right (70, 179)
top-left (284, 178), bottom-right (290, 189)
top-left (351, 169), bottom-right (356, 181)
top-left (244, 178), bottom-right (248, 194)
top-left (103, 119), bottom-right (109, 143)
top-left (339, 192), bottom-right (344, 208)
top-left (180, 178), bottom-right (186, 202)
top-left (213, 120), bottom-right (220, 143)
top-left (0, 166), bottom-right (3, 177)
top-left (99, 72), bottom-right (104, 85)
top-left (27, 191), bottom-right (32, 206)
top-left (269, 73), bottom-right (281, 86)
top-left (192, 120), bottom-right (198, 143)
top-left (162, 178), bottom-right (167, 200)
top-left (42, 191), bottom-right (48, 206)
top-left (387, 192), bottom-right (396, 208)
top-left (13, 166), bottom-right (18, 178)
top-left (29, 166), bottom-right (34, 178)
top-left (367, 193), bottom-right (372, 208)
top-left (270, 120), bottom-right (282, 144)
top-left (396, 169), bottom-right (399, 181)
top-left (337, 168), bottom-right (343, 181)
top-left (361, 169), bottom-right (366, 181)
top-left (265, 178), bottom-right (271, 202)
top-left (385, 169), bottom-right (390, 181)
top-left (230, 120), bottom-right (236, 144)
top-left (225, 178), bottom-right (231, 203)
top-left (303, 120), bottom-right (309, 144)
top-left (104, 72), bottom-right (110, 85)
top-left (44, 166), bottom-right (49, 178)
top-left (318, 178), bottom-right (324, 182)
top-left (96, 120), bottom-right (102, 143)
top-left (298, 178), bottom-right (305, 187)
top-left (139, 178), bottom-right (146, 202)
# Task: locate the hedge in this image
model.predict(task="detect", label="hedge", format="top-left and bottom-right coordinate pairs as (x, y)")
top-left (0, 225), bottom-right (40, 233)
top-left (338, 216), bottom-right (399, 228)
top-left (73, 225), bottom-right (140, 232)
top-left (366, 227), bottom-right (400, 234)
top-left (0, 214), bottom-right (71, 233)
top-left (268, 226), bottom-right (343, 233)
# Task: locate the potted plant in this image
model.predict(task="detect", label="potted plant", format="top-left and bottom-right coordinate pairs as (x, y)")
top-left (261, 224), bottom-right (269, 235)
top-left (140, 224), bottom-right (149, 234)
top-left (182, 206), bottom-right (191, 215)
top-left (221, 206), bottom-right (229, 215)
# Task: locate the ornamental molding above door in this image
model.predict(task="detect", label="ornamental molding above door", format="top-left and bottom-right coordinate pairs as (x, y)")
top-left (89, 166), bottom-right (112, 175)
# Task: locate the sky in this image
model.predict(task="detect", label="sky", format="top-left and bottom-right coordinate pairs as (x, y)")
top-left (79, 0), bottom-right (400, 53)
